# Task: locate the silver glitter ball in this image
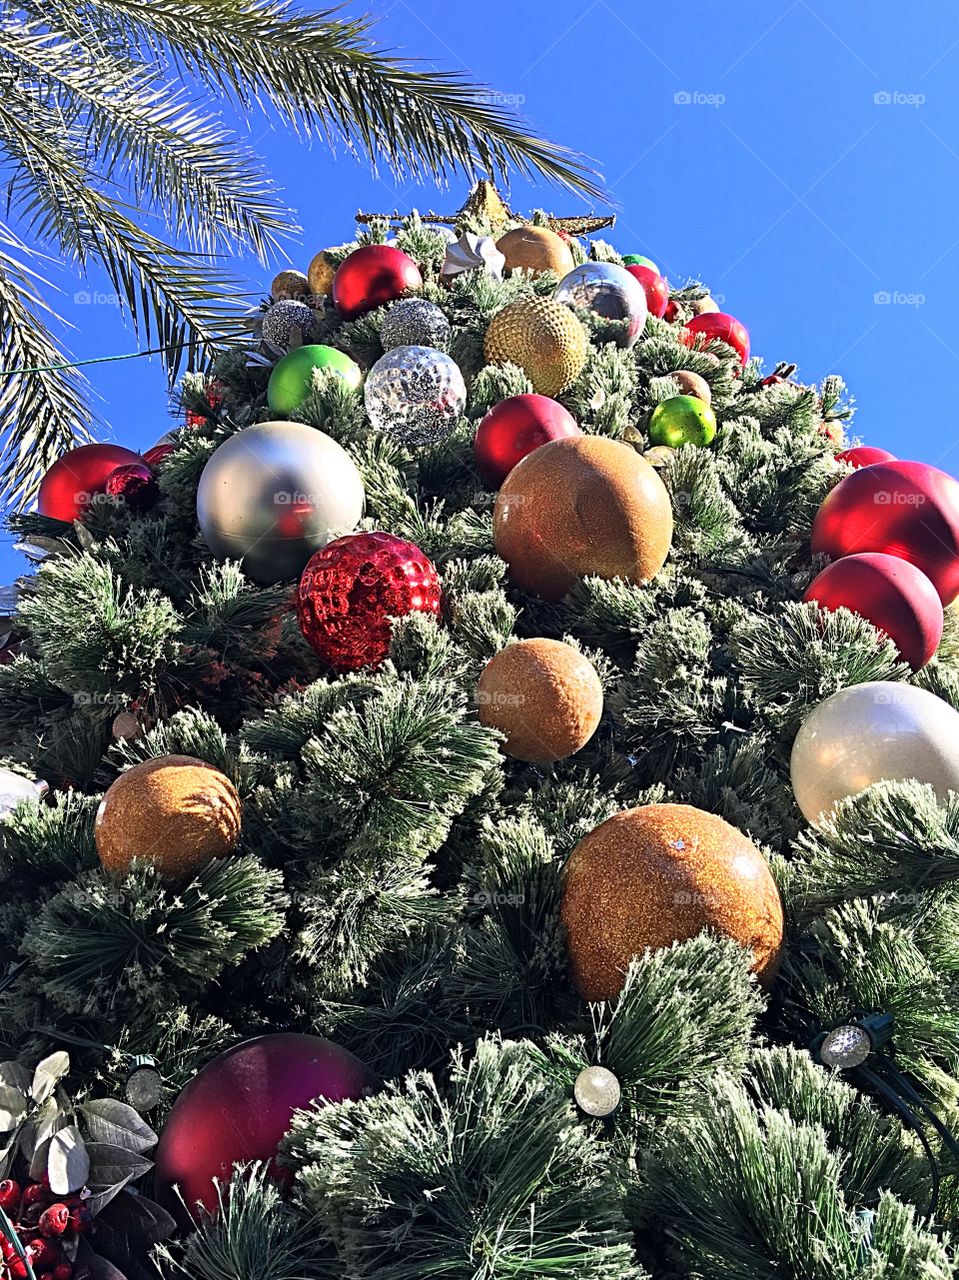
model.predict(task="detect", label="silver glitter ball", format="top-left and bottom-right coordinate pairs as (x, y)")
top-left (124, 1057), bottom-right (163, 1110)
top-left (261, 300), bottom-right (318, 354)
top-left (819, 1024), bottom-right (872, 1070)
top-left (364, 345), bottom-right (467, 448)
top-left (554, 262), bottom-right (648, 348)
top-left (573, 1065), bottom-right (621, 1117)
top-left (197, 421), bottom-right (365, 584)
top-left (380, 299), bottom-right (451, 352)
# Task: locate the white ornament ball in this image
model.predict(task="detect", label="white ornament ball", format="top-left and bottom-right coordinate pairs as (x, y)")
top-left (196, 421), bottom-right (365, 584)
top-left (0, 769), bottom-right (47, 820)
top-left (790, 680), bottom-right (959, 823)
top-left (364, 345), bottom-right (467, 449)
top-left (573, 1065), bottom-right (621, 1117)
top-left (554, 262), bottom-right (648, 348)
top-left (380, 299), bottom-right (451, 352)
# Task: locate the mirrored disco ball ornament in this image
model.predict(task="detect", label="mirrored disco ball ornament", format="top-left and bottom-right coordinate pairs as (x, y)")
top-left (573, 1066), bottom-right (621, 1117)
top-left (819, 1025), bottom-right (872, 1070)
top-left (364, 345), bottom-right (467, 448)
top-left (379, 299), bottom-right (451, 352)
top-left (554, 262), bottom-right (648, 347)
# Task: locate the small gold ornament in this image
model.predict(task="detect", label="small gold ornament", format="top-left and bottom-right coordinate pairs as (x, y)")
top-left (484, 297), bottom-right (588, 397)
top-left (95, 754), bottom-right (242, 880)
top-left (270, 269), bottom-right (310, 301)
top-left (307, 250), bottom-right (337, 299)
top-left (495, 226), bottom-right (575, 277)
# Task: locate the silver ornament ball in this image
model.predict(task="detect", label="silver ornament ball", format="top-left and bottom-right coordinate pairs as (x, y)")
top-left (380, 299), bottom-right (451, 352)
top-left (554, 262), bottom-right (648, 347)
top-left (790, 680), bottom-right (959, 824)
top-left (261, 300), bottom-right (318, 354)
top-left (573, 1065), bottom-right (621, 1117)
top-left (364, 345), bottom-right (467, 449)
top-left (0, 769), bottom-right (47, 820)
top-left (196, 421), bottom-right (365, 584)
top-left (819, 1025), bottom-right (872, 1070)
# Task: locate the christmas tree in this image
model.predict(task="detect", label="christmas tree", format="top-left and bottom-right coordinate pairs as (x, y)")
top-left (2, 182), bottom-right (959, 1280)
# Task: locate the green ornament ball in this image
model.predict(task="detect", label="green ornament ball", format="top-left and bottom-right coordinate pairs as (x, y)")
top-left (267, 344), bottom-right (362, 414)
top-left (623, 254), bottom-right (659, 272)
top-left (648, 394), bottom-right (717, 448)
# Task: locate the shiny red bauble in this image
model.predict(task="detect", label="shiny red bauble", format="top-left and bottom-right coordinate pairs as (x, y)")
top-left (105, 463), bottom-right (160, 513)
top-left (811, 460), bottom-right (959, 605)
top-left (142, 443), bottom-right (176, 467)
top-left (297, 531), bottom-right (441, 671)
top-left (332, 245), bottom-right (423, 321)
top-left (625, 265), bottom-right (669, 318)
top-left (682, 312), bottom-right (750, 365)
top-left (154, 1033), bottom-right (377, 1227)
top-left (803, 551), bottom-right (943, 669)
top-left (663, 299), bottom-right (680, 323)
top-left (38, 443), bottom-right (140, 522)
top-left (474, 394), bottom-right (582, 489)
top-left (836, 445), bottom-right (897, 469)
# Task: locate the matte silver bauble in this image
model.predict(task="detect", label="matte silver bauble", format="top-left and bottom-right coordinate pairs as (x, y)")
top-left (364, 345), bottom-right (467, 449)
top-left (573, 1066), bottom-right (621, 1117)
top-left (790, 680), bottom-right (959, 823)
top-left (196, 421), bottom-right (365, 584)
top-left (554, 262), bottom-right (648, 347)
top-left (380, 299), bottom-right (451, 352)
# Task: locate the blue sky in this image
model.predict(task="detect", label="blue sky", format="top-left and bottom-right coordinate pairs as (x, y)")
top-left (5, 0), bottom-right (959, 577)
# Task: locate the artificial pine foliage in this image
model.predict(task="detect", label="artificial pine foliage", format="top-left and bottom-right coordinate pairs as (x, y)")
top-left (0, 202), bottom-right (957, 1280)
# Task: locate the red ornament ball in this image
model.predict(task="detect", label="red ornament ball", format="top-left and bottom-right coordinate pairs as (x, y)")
top-left (804, 551), bottom-right (943, 669)
top-left (625, 264), bottom-right (669, 318)
top-left (811, 459), bottom-right (959, 605)
top-left (474, 394), bottom-right (582, 489)
top-left (154, 1033), bottom-right (377, 1228)
top-left (332, 245), bottom-right (423, 321)
top-left (38, 443), bottom-right (140, 522)
top-left (836, 445), bottom-right (897, 469)
top-left (105, 463), bottom-right (160, 513)
top-left (142, 443), bottom-right (176, 467)
top-left (663, 299), bottom-right (680, 323)
top-left (682, 312), bottom-right (750, 365)
top-left (297, 531), bottom-right (441, 671)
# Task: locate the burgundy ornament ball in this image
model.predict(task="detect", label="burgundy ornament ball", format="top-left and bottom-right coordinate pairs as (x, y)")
top-left (154, 1033), bottom-right (378, 1228)
top-left (474, 394), bottom-right (582, 489)
top-left (836, 445), bottom-right (897, 469)
top-left (297, 530), bottom-right (441, 671)
top-left (38, 443), bottom-right (140, 522)
top-left (811, 459), bottom-right (959, 606)
top-left (682, 312), bottom-right (750, 365)
top-left (105, 462), bottom-right (160, 513)
top-left (803, 552), bottom-right (943, 669)
top-left (332, 245), bottom-right (423, 321)
top-left (625, 264), bottom-right (669, 318)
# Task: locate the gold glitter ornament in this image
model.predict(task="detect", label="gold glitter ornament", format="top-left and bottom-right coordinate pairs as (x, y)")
top-left (484, 297), bottom-right (588, 397)
top-left (560, 803), bottom-right (784, 1001)
top-left (671, 370), bottom-right (712, 404)
top-left (493, 435), bottom-right (673, 600)
top-left (95, 755), bottom-right (242, 880)
top-left (476, 638), bottom-right (603, 764)
top-left (270, 269), bottom-right (310, 301)
top-left (496, 226), bottom-right (575, 277)
top-left (307, 250), bottom-right (338, 298)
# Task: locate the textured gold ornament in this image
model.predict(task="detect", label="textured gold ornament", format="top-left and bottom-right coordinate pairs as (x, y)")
top-left (476, 638), bottom-right (603, 764)
top-left (307, 250), bottom-right (337, 298)
top-left (560, 803), bottom-right (784, 1001)
top-left (495, 226), bottom-right (575, 277)
top-left (493, 435), bottom-right (673, 599)
top-left (95, 754), bottom-right (242, 880)
top-left (270, 269), bottom-right (310, 301)
top-left (484, 297), bottom-right (588, 397)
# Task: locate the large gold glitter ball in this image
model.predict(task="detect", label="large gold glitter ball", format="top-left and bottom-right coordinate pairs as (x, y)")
top-left (270, 269), bottom-right (309, 301)
top-left (307, 250), bottom-right (338, 298)
top-left (476, 638), bottom-right (603, 764)
top-left (493, 435), bottom-right (673, 599)
top-left (495, 226), bottom-right (575, 277)
top-left (484, 297), bottom-right (588, 397)
top-left (560, 803), bottom-right (784, 1001)
top-left (95, 755), bottom-right (242, 880)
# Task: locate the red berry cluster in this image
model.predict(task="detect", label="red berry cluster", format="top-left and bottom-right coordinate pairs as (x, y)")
top-left (0, 1179), bottom-right (90, 1280)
